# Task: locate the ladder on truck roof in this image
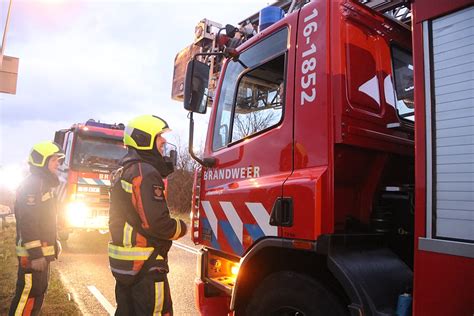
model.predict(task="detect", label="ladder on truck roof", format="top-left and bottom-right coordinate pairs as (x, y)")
top-left (360, 0), bottom-right (412, 26)
top-left (171, 0), bottom-right (413, 102)
top-left (238, 0), bottom-right (411, 28)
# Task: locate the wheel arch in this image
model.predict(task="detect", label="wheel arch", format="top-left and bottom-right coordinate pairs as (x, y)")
top-left (231, 237), bottom-right (349, 313)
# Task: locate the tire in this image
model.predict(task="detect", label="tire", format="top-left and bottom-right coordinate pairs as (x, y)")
top-left (246, 271), bottom-right (347, 316)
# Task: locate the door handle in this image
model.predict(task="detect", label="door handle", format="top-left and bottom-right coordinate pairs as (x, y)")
top-left (270, 197), bottom-right (293, 227)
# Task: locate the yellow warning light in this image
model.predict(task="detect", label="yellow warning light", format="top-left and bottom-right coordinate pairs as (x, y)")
top-left (231, 263), bottom-right (240, 277)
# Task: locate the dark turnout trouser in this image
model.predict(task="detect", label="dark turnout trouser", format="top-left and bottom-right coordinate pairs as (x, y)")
top-left (9, 261), bottom-right (50, 316)
top-left (115, 270), bottom-right (173, 316)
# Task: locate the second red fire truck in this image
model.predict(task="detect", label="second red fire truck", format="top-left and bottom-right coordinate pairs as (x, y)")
top-left (174, 0), bottom-right (473, 315)
top-left (54, 119), bottom-right (128, 240)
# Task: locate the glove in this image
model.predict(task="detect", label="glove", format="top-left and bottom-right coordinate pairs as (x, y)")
top-left (31, 257), bottom-right (48, 272)
top-left (55, 240), bottom-right (62, 258)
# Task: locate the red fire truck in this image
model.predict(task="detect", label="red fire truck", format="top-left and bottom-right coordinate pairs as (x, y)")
top-left (174, 0), bottom-right (473, 315)
top-left (54, 119), bottom-right (128, 240)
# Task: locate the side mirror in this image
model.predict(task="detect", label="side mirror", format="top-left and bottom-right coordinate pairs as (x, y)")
top-left (54, 130), bottom-right (67, 148)
top-left (184, 59), bottom-right (210, 114)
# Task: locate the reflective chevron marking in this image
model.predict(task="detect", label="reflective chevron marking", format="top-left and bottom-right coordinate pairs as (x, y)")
top-left (220, 220), bottom-right (244, 255)
top-left (200, 200), bottom-right (277, 253)
top-left (246, 202), bottom-right (277, 236)
top-left (201, 201), bottom-right (218, 241)
top-left (201, 217), bottom-right (221, 250)
top-left (219, 201), bottom-right (243, 244)
top-left (78, 177), bottom-right (111, 186)
top-left (244, 223), bottom-right (265, 241)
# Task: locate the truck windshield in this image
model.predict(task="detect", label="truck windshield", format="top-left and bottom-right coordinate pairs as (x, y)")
top-left (72, 135), bottom-right (127, 170)
top-left (391, 46), bottom-right (414, 121)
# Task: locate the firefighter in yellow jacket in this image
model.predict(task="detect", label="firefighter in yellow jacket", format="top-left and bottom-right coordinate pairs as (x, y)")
top-left (9, 141), bottom-right (64, 316)
top-left (108, 115), bottom-right (187, 316)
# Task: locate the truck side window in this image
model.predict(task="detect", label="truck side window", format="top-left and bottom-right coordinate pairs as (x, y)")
top-left (231, 55), bottom-right (284, 142)
top-left (391, 46), bottom-right (414, 121)
top-left (212, 28), bottom-right (288, 151)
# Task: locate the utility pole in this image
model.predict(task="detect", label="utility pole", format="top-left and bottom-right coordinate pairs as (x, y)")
top-left (1, 0), bottom-right (19, 95)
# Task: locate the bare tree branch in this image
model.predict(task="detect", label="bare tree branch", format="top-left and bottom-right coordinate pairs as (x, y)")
top-left (233, 110), bottom-right (277, 140)
top-left (167, 136), bottom-right (200, 214)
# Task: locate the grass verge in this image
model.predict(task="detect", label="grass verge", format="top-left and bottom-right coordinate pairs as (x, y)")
top-left (0, 224), bottom-right (81, 315)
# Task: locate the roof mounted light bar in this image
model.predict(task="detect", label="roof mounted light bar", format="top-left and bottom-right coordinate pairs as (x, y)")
top-left (238, 0), bottom-right (311, 27)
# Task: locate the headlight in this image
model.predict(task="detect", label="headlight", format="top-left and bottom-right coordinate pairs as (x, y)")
top-left (66, 201), bottom-right (90, 226)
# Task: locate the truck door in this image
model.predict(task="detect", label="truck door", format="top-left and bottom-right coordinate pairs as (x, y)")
top-left (200, 22), bottom-right (297, 257)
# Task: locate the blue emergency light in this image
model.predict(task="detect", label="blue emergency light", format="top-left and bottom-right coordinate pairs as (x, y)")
top-left (259, 6), bottom-right (285, 32)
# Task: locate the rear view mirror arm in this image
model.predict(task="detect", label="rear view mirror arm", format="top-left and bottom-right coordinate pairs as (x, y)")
top-left (188, 112), bottom-right (215, 168)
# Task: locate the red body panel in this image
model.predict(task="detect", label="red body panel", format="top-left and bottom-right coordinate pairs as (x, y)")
top-left (197, 0), bottom-right (414, 258)
top-left (412, 2), bottom-right (473, 315)
top-left (193, 4), bottom-right (415, 314)
top-left (413, 250), bottom-right (473, 315)
top-left (192, 0), bottom-right (473, 314)
top-left (287, 2), bottom-right (332, 239)
top-left (282, 167), bottom-right (329, 239)
top-left (195, 279), bottom-right (230, 316)
top-left (413, 0), bottom-right (473, 23)
top-left (330, 1), bottom-right (413, 154)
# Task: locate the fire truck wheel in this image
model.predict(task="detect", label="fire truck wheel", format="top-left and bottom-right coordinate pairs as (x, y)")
top-left (246, 271), bottom-right (347, 316)
top-left (58, 230), bottom-right (70, 241)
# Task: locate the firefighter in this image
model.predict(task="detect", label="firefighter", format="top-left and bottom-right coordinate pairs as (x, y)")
top-left (108, 115), bottom-right (187, 316)
top-left (9, 141), bottom-right (65, 316)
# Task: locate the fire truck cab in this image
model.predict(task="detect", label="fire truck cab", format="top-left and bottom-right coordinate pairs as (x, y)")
top-left (175, 0), bottom-right (473, 315)
top-left (54, 119), bottom-right (127, 240)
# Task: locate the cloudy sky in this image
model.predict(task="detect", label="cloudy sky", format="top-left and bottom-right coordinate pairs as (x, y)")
top-left (0, 0), bottom-right (270, 169)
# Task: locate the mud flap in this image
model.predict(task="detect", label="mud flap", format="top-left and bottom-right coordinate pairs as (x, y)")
top-left (318, 234), bottom-right (413, 316)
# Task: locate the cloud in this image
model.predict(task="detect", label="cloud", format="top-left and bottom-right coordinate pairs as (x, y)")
top-left (1, 0), bottom-right (269, 165)
top-left (0, 118), bottom-right (73, 164)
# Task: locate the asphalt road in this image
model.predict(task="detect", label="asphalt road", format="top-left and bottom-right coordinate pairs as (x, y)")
top-left (55, 231), bottom-right (200, 315)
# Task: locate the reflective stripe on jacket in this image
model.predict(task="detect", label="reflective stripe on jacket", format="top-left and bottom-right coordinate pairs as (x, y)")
top-left (14, 171), bottom-right (59, 263)
top-left (16, 244), bottom-right (55, 257)
top-left (108, 150), bottom-right (186, 284)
